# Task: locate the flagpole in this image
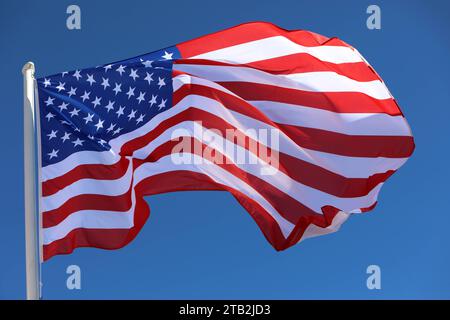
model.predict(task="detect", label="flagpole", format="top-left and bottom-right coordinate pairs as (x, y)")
top-left (22, 62), bottom-right (40, 300)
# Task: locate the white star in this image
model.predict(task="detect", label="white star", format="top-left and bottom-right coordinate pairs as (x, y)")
top-left (86, 74), bottom-right (96, 86)
top-left (44, 96), bottom-right (55, 106)
top-left (83, 113), bottom-right (94, 124)
top-left (162, 51), bottom-right (173, 60)
top-left (88, 134), bottom-right (95, 140)
top-left (104, 100), bottom-right (115, 112)
top-left (61, 71), bottom-right (69, 77)
top-left (68, 87), bottom-right (77, 97)
top-left (116, 106), bottom-right (125, 118)
top-left (94, 119), bottom-right (104, 131)
top-left (56, 82), bottom-right (65, 92)
top-left (61, 132), bottom-right (71, 142)
top-left (98, 139), bottom-right (107, 146)
top-left (106, 123), bottom-right (116, 133)
top-left (101, 77), bottom-right (110, 90)
top-left (60, 120), bottom-right (70, 125)
top-left (129, 69), bottom-right (139, 81)
top-left (73, 70), bottom-right (82, 80)
top-left (43, 78), bottom-right (51, 87)
top-left (45, 112), bottom-right (55, 121)
top-left (141, 59), bottom-right (153, 68)
top-left (113, 127), bottom-right (122, 135)
top-left (113, 83), bottom-right (122, 95)
top-left (57, 102), bottom-right (69, 112)
top-left (81, 91), bottom-right (91, 102)
top-left (144, 72), bottom-right (154, 85)
top-left (149, 94), bottom-right (157, 107)
top-left (47, 130), bottom-right (58, 140)
top-left (48, 149), bottom-right (59, 159)
top-left (69, 108), bottom-right (80, 117)
top-left (158, 98), bottom-right (167, 109)
top-left (127, 109), bottom-right (137, 121)
top-left (116, 65), bottom-right (126, 75)
top-left (136, 114), bottom-right (145, 124)
top-left (103, 64), bottom-right (113, 72)
top-left (136, 92), bottom-right (146, 104)
top-left (126, 86), bottom-right (135, 99)
top-left (72, 138), bottom-right (85, 147)
top-left (157, 77), bottom-right (166, 89)
top-left (92, 96), bottom-right (102, 108)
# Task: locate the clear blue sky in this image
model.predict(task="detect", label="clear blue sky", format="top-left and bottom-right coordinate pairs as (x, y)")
top-left (1, 0), bottom-right (449, 299)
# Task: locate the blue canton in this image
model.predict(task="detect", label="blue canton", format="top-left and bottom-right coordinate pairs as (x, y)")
top-left (37, 47), bottom-right (181, 167)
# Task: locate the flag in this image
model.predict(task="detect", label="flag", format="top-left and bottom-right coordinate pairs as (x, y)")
top-left (37, 22), bottom-right (414, 260)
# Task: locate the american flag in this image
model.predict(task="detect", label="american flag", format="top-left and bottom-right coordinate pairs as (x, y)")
top-left (37, 22), bottom-right (414, 260)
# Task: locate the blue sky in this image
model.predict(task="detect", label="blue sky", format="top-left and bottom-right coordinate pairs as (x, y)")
top-left (1, 0), bottom-right (449, 299)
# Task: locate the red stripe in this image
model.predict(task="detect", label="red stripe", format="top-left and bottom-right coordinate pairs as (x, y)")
top-left (177, 21), bottom-right (349, 58)
top-left (281, 123), bottom-right (414, 158)
top-left (360, 201), bottom-right (378, 213)
top-left (44, 228), bottom-right (136, 261)
top-left (217, 81), bottom-right (403, 116)
top-left (43, 194), bottom-right (149, 261)
top-left (175, 55), bottom-right (380, 82)
top-left (172, 83), bottom-right (274, 128)
top-left (43, 158), bottom-right (130, 197)
top-left (43, 189), bottom-right (133, 228)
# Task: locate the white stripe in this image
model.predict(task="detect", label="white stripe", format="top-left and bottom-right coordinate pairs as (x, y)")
top-left (249, 101), bottom-right (411, 136)
top-left (190, 35), bottom-right (363, 64)
top-left (287, 72), bottom-right (392, 99)
top-left (175, 64), bottom-right (391, 100)
top-left (43, 187), bottom-right (136, 245)
top-left (172, 72), bottom-right (238, 95)
top-left (42, 150), bottom-right (119, 182)
top-left (42, 160), bottom-right (133, 212)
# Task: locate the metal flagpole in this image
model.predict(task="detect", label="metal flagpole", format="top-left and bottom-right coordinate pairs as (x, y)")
top-left (22, 62), bottom-right (40, 300)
